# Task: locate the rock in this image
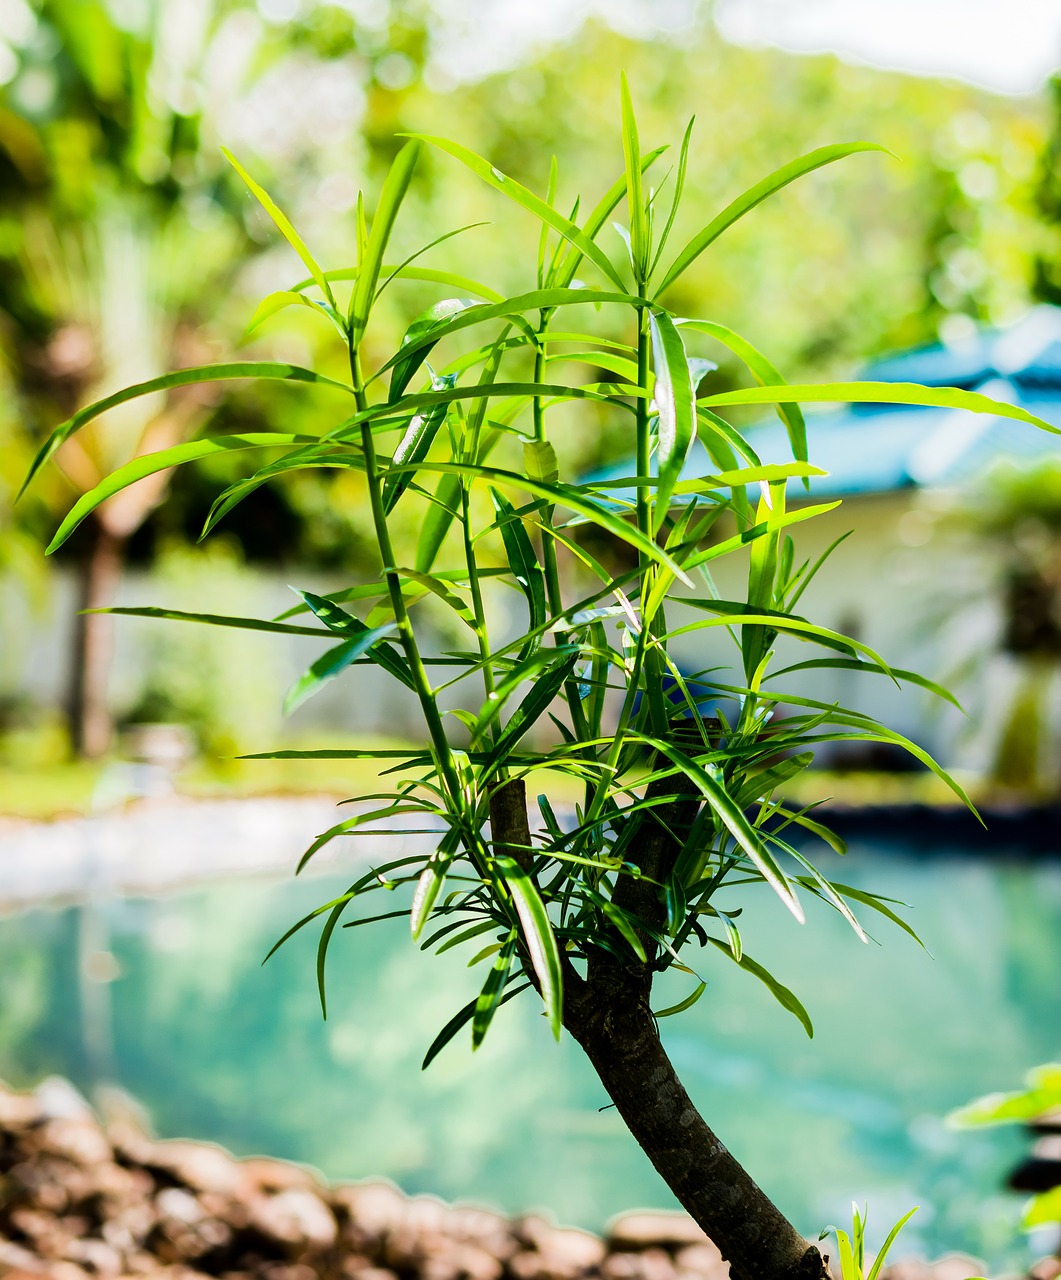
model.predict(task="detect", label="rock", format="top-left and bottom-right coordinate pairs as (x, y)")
top-left (672, 1242), bottom-right (729, 1279)
top-left (33, 1077), bottom-right (94, 1122)
top-left (1030, 1260), bottom-right (1061, 1280)
top-left (607, 1214), bottom-right (708, 1252)
top-left (137, 1139), bottom-right (247, 1197)
top-left (242, 1158), bottom-right (321, 1193)
top-left (333, 1180), bottom-right (409, 1243)
top-left (248, 1188), bottom-right (338, 1250)
top-left (35, 1116), bottom-right (114, 1167)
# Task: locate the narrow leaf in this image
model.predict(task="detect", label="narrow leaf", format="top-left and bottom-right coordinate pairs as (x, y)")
top-left (649, 309), bottom-right (696, 529)
top-left (496, 856), bottom-right (563, 1039)
top-left (22, 363), bottom-right (351, 497)
top-left (350, 139), bottom-right (422, 341)
top-left (657, 143), bottom-right (888, 295)
top-left (48, 433), bottom-right (316, 553)
top-left (706, 938), bottom-right (813, 1037)
top-left (699, 380), bottom-right (1059, 435)
top-left (223, 148), bottom-right (337, 309)
top-left (284, 624), bottom-right (397, 714)
top-left (413, 134), bottom-right (628, 291)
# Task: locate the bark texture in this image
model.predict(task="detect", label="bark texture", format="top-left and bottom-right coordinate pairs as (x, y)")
top-left (490, 731), bottom-right (829, 1280)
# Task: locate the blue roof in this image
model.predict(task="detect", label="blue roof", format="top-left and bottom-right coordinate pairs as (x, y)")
top-left (584, 306), bottom-right (1061, 501)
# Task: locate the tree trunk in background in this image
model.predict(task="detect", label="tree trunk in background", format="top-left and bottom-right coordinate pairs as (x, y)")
top-left (68, 516), bottom-right (125, 759)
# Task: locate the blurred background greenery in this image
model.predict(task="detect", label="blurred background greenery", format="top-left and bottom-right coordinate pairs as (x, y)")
top-left (2, 0), bottom-right (1061, 806)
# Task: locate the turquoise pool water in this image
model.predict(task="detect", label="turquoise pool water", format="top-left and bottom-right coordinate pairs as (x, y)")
top-left (0, 835), bottom-right (1058, 1268)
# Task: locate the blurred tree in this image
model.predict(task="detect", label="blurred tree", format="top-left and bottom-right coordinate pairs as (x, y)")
top-left (1032, 72), bottom-right (1061, 305)
top-left (0, 0), bottom-right (252, 756)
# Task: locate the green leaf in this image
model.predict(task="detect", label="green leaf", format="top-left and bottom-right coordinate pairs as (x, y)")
top-left (472, 934), bottom-right (517, 1048)
top-left (635, 734), bottom-right (804, 922)
top-left (422, 981), bottom-right (532, 1069)
top-left (390, 461), bottom-right (693, 586)
top-left (383, 374), bottom-right (457, 515)
top-left (675, 317), bottom-right (806, 462)
top-left (298, 589), bottom-right (416, 689)
top-left (412, 134), bottom-right (628, 291)
top-left (316, 893), bottom-right (354, 1018)
top-left (656, 142), bottom-right (888, 295)
top-left (291, 264), bottom-right (504, 303)
top-left (653, 980), bottom-right (707, 1018)
top-left (480, 648), bottom-right (581, 770)
top-left (47, 433), bottom-right (317, 553)
top-left (21, 363), bottom-right (352, 497)
top-left (866, 1208), bottom-right (919, 1280)
top-left (706, 938), bottom-right (813, 1037)
top-left (390, 301), bottom-right (479, 403)
top-left (223, 148), bottom-right (337, 310)
top-left (620, 73), bottom-right (649, 280)
top-left (247, 290), bottom-right (346, 338)
top-left (523, 439), bottom-right (559, 484)
top-left (496, 855), bottom-right (563, 1039)
top-left (552, 146), bottom-right (667, 288)
top-left (649, 309), bottom-right (696, 529)
top-left (650, 116), bottom-right (693, 278)
top-left (283, 624), bottom-right (398, 715)
top-left (699, 380), bottom-right (1060, 435)
top-left (771, 658), bottom-right (963, 710)
top-left (97, 605), bottom-right (332, 638)
top-left (349, 139), bottom-right (421, 342)
top-left (491, 490), bottom-right (547, 659)
top-left (389, 568), bottom-right (477, 630)
top-left (411, 856), bottom-right (449, 938)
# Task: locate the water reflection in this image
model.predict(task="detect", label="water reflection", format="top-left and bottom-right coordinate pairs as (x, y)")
top-left (0, 839), bottom-right (1057, 1269)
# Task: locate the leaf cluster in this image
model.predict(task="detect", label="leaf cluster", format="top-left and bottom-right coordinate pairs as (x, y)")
top-left (29, 84), bottom-right (1055, 1063)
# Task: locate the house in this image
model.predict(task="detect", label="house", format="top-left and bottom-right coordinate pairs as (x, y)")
top-left (586, 306), bottom-right (1061, 773)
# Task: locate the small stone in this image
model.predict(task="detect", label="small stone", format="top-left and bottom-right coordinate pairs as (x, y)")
top-left (242, 1158), bottom-right (320, 1193)
top-left (1030, 1260), bottom-right (1061, 1280)
top-left (0, 1086), bottom-right (42, 1128)
top-left (35, 1117), bottom-right (113, 1167)
top-left (62, 1237), bottom-right (123, 1276)
top-left (672, 1241), bottom-right (728, 1279)
top-left (422, 1240), bottom-right (505, 1280)
top-left (140, 1141), bottom-right (246, 1196)
top-left (334, 1181), bottom-right (408, 1242)
top-left (156, 1187), bottom-right (207, 1226)
top-left (607, 1214), bottom-right (707, 1252)
top-left (34, 1078), bottom-right (94, 1122)
top-left (249, 1188), bottom-right (338, 1249)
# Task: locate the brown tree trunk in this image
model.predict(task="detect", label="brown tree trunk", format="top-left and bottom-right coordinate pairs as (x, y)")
top-left (68, 515), bottom-right (125, 759)
top-left (491, 741), bottom-right (830, 1280)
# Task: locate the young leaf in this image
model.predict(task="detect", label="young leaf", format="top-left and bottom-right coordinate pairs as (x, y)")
top-left (620, 73), bottom-right (649, 280)
top-left (412, 134), bottom-right (628, 291)
top-left (223, 148), bottom-right (338, 310)
top-left (349, 139), bottom-right (422, 342)
top-left (649, 309), bottom-right (696, 529)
